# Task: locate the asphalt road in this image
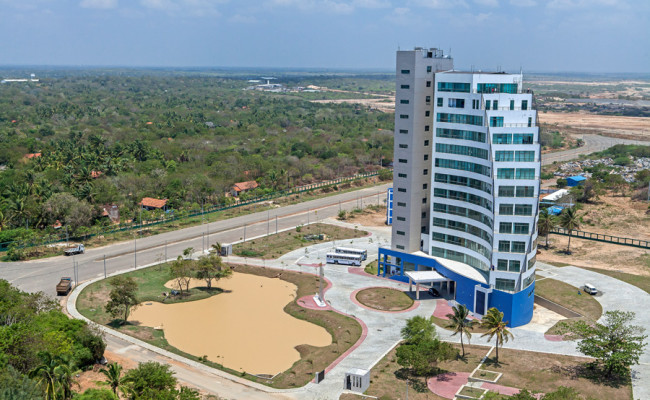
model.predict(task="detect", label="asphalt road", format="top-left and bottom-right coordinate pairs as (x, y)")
top-left (1, 184), bottom-right (391, 296)
top-left (541, 133), bottom-right (647, 165)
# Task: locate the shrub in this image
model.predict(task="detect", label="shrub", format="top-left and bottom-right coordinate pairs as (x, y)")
top-left (556, 178), bottom-right (567, 188)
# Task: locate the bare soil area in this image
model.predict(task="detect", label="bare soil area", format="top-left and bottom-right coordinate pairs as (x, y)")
top-left (346, 205), bottom-right (388, 227)
top-left (538, 195), bottom-right (650, 275)
top-left (309, 98), bottom-right (395, 112)
top-left (539, 112), bottom-right (650, 141)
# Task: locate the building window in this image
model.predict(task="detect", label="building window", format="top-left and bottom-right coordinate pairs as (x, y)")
top-left (423, 169), bottom-right (428, 175)
top-left (516, 186), bottom-right (535, 197)
top-left (509, 260), bottom-right (521, 272)
top-left (437, 97), bottom-right (443, 107)
top-left (400, 99), bottom-right (409, 104)
top-left (528, 117), bottom-right (532, 127)
top-left (499, 222), bottom-right (512, 233)
top-left (401, 84), bottom-right (410, 89)
top-left (448, 98), bottom-right (465, 108)
top-left (422, 198), bottom-right (427, 204)
top-left (510, 100), bottom-right (515, 110)
top-left (495, 278), bottom-right (515, 292)
top-left (400, 114), bottom-right (409, 119)
top-left (436, 158), bottom-right (491, 176)
top-left (485, 100), bottom-right (491, 110)
top-left (397, 202), bottom-right (406, 207)
top-left (511, 241), bottom-right (526, 253)
top-left (499, 204), bottom-right (514, 215)
top-left (426, 81), bottom-right (431, 87)
top-left (422, 211), bottom-right (427, 218)
top-left (514, 223), bottom-right (529, 235)
top-left (515, 151), bottom-right (535, 162)
top-left (426, 96), bottom-right (431, 103)
top-left (398, 173), bottom-right (407, 178)
top-left (493, 100), bottom-right (499, 110)
top-left (399, 129), bottom-right (408, 134)
top-left (498, 186), bottom-right (515, 197)
top-left (523, 272), bottom-right (535, 288)
top-left (436, 113), bottom-right (483, 126)
top-left (424, 125), bottom-right (430, 132)
top-left (435, 173), bottom-right (492, 194)
top-left (424, 154), bottom-right (429, 161)
top-left (516, 168), bottom-right (535, 180)
top-left (399, 144), bottom-right (408, 149)
top-left (497, 168), bottom-right (515, 179)
top-left (514, 204), bottom-right (532, 216)
top-left (437, 128), bottom-right (486, 143)
top-left (493, 134), bottom-right (511, 144)
top-left (513, 134), bottom-right (534, 144)
top-left (426, 66), bottom-right (432, 73)
top-left (497, 259), bottom-right (509, 271)
top-left (477, 83), bottom-right (518, 94)
top-left (396, 245), bottom-right (405, 250)
top-left (397, 216), bottom-right (406, 221)
top-left (401, 69), bottom-right (410, 74)
top-left (397, 230), bottom-right (405, 236)
top-left (437, 82), bottom-right (470, 92)
top-left (436, 143), bottom-right (489, 160)
top-left (495, 151), bottom-right (514, 162)
top-left (423, 183), bottom-right (428, 189)
top-left (424, 140), bottom-right (430, 146)
top-left (425, 111), bottom-right (430, 117)
top-left (490, 116), bottom-right (504, 127)
top-left (421, 226), bottom-right (427, 233)
top-left (522, 100), bottom-right (528, 110)
top-left (397, 188), bottom-right (407, 192)
top-left (498, 241), bottom-right (510, 252)
top-left (398, 158), bottom-right (408, 163)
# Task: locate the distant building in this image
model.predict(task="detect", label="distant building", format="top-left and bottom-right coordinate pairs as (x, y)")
top-left (231, 180), bottom-right (259, 197)
top-left (567, 175), bottom-right (586, 187)
top-left (140, 197), bottom-right (168, 211)
top-left (102, 205), bottom-right (120, 224)
top-left (23, 153), bottom-right (42, 159)
top-left (378, 47), bottom-right (540, 327)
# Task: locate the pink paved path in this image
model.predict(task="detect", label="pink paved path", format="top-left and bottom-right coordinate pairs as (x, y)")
top-left (432, 300), bottom-right (479, 320)
top-left (544, 334), bottom-right (565, 342)
top-left (350, 287), bottom-right (420, 313)
top-left (429, 372), bottom-right (471, 398)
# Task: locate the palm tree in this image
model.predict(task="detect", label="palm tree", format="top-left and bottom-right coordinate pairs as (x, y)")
top-left (210, 242), bottom-right (222, 255)
top-left (480, 308), bottom-right (514, 364)
top-left (28, 352), bottom-right (68, 400)
top-left (559, 207), bottom-right (580, 254)
top-left (537, 208), bottom-right (557, 249)
top-left (99, 362), bottom-right (123, 397)
top-left (445, 304), bottom-right (476, 358)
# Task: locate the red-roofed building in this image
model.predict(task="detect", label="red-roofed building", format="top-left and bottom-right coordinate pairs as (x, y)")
top-left (230, 180), bottom-right (259, 197)
top-left (24, 153), bottom-right (42, 159)
top-left (140, 197), bottom-right (168, 211)
top-left (91, 170), bottom-right (103, 179)
top-left (101, 204), bottom-right (120, 224)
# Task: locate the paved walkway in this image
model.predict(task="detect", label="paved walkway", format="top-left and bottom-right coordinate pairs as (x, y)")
top-left (537, 262), bottom-right (650, 400)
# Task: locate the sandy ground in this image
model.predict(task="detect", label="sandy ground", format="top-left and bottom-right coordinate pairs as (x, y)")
top-left (129, 272), bottom-right (332, 376)
top-left (76, 349), bottom-right (137, 393)
top-left (539, 112), bottom-right (650, 141)
top-left (538, 195), bottom-right (650, 275)
top-left (346, 207), bottom-right (388, 228)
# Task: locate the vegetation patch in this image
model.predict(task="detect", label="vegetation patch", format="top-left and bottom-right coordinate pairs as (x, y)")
top-left (355, 287), bottom-right (414, 311)
top-left (471, 369), bottom-right (500, 382)
top-left (458, 386), bottom-right (486, 398)
top-left (77, 261), bottom-right (362, 389)
top-left (364, 260), bottom-right (378, 275)
top-left (233, 223), bottom-right (367, 259)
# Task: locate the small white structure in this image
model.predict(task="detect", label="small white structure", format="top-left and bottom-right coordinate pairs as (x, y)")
top-left (219, 244), bottom-right (233, 256)
top-left (405, 270), bottom-right (451, 300)
top-left (344, 368), bottom-right (370, 392)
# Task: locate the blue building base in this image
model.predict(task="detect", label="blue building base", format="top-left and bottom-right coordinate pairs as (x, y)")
top-left (377, 247), bottom-right (534, 327)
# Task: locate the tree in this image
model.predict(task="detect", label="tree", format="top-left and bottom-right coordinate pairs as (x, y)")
top-left (195, 254), bottom-right (231, 290)
top-left (445, 304), bottom-right (476, 358)
top-left (537, 208), bottom-right (557, 249)
top-left (27, 352), bottom-right (75, 400)
top-left (43, 193), bottom-right (93, 232)
top-left (480, 308), bottom-right (514, 364)
top-left (604, 173), bottom-right (627, 196)
top-left (104, 277), bottom-right (139, 325)
top-left (169, 256), bottom-right (194, 296)
top-left (572, 179), bottom-right (601, 203)
top-left (561, 310), bottom-right (647, 378)
top-left (556, 178), bottom-right (567, 188)
top-left (400, 316), bottom-right (436, 345)
top-left (99, 362), bottom-right (123, 396)
top-left (121, 362), bottom-right (177, 399)
top-left (210, 242), bottom-right (222, 256)
top-left (559, 207), bottom-right (580, 254)
top-left (75, 388), bottom-right (118, 400)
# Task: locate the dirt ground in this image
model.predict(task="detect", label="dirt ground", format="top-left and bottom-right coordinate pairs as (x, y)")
top-left (76, 349), bottom-right (137, 393)
top-left (346, 206), bottom-right (388, 227)
top-left (129, 272), bottom-right (332, 376)
top-left (538, 194), bottom-right (650, 275)
top-left (309, 98), bottom-right (395, 112)
top-left (538, 112), bottom-right (650, 141)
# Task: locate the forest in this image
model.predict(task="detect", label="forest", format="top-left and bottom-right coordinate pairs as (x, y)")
top-left (0, 69), bottom-right (394, 249)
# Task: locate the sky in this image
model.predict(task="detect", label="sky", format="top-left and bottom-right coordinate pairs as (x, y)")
top-left (0, 0), bottom-right (648, 73)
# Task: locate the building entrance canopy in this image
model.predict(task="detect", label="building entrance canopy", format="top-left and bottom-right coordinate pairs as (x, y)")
top-left (405, 270), bottom-right (452, 300)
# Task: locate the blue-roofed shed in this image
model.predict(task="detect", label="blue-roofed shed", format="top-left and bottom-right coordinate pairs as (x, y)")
top-left (567, 175), bottom-right (586, 187)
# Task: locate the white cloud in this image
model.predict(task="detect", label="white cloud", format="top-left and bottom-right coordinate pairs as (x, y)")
top-left (266, 0), bottom-right (357, 14)
top-left (547, 0), bottom-right (623, 9)
top-left (80, 0), bottom-right (118, 9)
top-left (140, 0), bottom-right (223, 16)
top-left (229, 13), bottom-right (256, 23)
top-left (510, 0), bottom-right (535, 6)
top-left (413, 0), bottom-right (468, 9)
top-left (353, 0), bottom-right (391, 8)
top-left (474, 0), bottom-right (498, 7)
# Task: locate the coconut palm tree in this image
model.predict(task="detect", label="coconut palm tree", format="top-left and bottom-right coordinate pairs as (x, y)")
top-left (445, 304), bottom-right (477, 358)
top-left (537, 208), bottom-right (557, 249)
top-left (480, 308), bottom-right (514, 364)
top-left (99, 362), bottom-right (123, 397)
top-left (560, 207), bottom-right (580, 254)
top-left (28, 352), bottom-right (71, 400)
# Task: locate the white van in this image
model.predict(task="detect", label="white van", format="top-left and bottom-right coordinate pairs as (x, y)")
top-left (584, 283), bottom-right (598, 295)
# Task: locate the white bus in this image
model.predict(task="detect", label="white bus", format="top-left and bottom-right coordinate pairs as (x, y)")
top-left (326, 252), bottom-right (363, 266)
top-left (334, 247), bottom-right (367, 260)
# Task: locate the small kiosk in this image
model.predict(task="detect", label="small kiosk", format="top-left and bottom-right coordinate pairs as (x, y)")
top-left (344, 368), bottom-right (370, 393)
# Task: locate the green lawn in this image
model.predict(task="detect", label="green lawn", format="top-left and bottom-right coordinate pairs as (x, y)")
top-left (535, 278), bottom-right (602, 320)
top-left (233, 223), bottom-right (367, 259)
top-left (583, 267), bottom-right (650, 294)
top-left (355, 287), bottom-right (413, 311)
top-left (364, 260), bottom-right (378, 275)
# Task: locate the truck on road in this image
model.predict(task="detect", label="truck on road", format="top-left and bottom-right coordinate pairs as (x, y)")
top-left (56, 277), bottom-right (73, 295)
top-left (64, 244), bottom-right (85, 256)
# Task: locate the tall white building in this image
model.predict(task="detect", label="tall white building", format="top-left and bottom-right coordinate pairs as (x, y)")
top-left (380, 48), bottom-right (540, 327)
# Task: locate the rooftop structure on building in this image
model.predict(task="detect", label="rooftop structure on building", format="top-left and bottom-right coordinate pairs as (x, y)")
top-left (378, 47), bottom-right (540, 327)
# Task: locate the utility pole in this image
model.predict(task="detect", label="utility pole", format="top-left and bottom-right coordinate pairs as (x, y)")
top-left (165, 240), bottom-right (167, 263)
top-left (267, 210), bottom-right (270, 236)
top-left (244, 224), bottom-right (246, 242)
top-left (275, 215), bottom-right (278, 235)
top-left (103, 255), bottom-right (107, 279)
top-left (202, 233), bottom-right (205, 253)
top-left (134, 231), bottom-right (137, 269)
